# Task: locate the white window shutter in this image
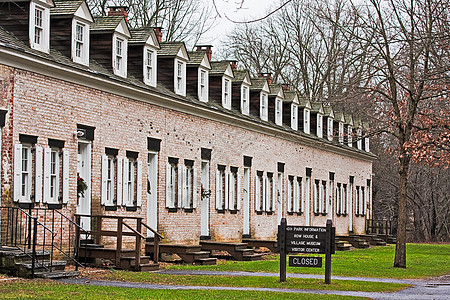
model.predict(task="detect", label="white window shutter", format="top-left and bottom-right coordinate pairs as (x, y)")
top-left (295, 181), bottom-right (300, 213)
top-left (272, 180), bottom-right (276, 212)
top-left (236, 175), bottom-right (241, 210)
top-left (255, 176), bottom-right (260, 211)
top-left (262, 177), bottom-right (266, 211)
top-left (181, 166), bottom-right (188, 208)
top-left (62, 149), bottom-right (69, 204)
top-left (101, 155), bottom-right (108, 205)
top-left (215, 170), bottom-right (221, 209)
top-left (224, 172), bottom-right (229, 210)
top-left (319, 184), bottom-right (323, 213)
top-left (287, 181), bottom-right (292, 212)
top-left (166, 164), bottom-right (173, 208)
top-left (178, 166), bottom-right (183, 208)
top-left (228, 173), bottom-right (233, 210)
top-left (122, 158), bottom-right (129, 206)
top-left (313, 183), bottom-right (318, 213)
top-left (192, 168), bottom-right (198, 209)
top-left (35, 146), bottom-right (43, 202)
top-left (13, 144), bottom-right (22, 202)
top-left (117, 157), bottom-right (123, 206)
top-left (300, 180), bottom-right (305, 213)
top-left (136, 160), bottom-right (142, 206)
top-left (43, 147), bottom-right (51, 203)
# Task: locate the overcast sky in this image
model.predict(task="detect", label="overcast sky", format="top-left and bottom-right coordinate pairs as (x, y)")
top-left (200, 0), bottom-right (277, 50)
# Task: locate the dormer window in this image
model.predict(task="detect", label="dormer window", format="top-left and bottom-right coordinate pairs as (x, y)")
top-left (275, 99), bottom-right (282, 125)
top-left (317, 114), bottom-right (323, 138)
top-left (174, 59), bottom-right (186, 96)
top-left (223, 78), bottom-right (231, 109)
top-left (113, 34), bottom-right (127, 77)
top-left (30, 1), bottom-right (50, 53)
top-left (339, 122), bottom-right (344, 144)
top-left (241, 85), bottom-right (249, 115)
top-left (327, 118), bottom-right (334, 141)
top-left (197, 68), bottom-right (209, 102)
top-left (260, 92), bottom-right (268, 121)
top-left (304, 109), bottom-right (310, 134)
top-left (291, 104), bottom-right (298, 130)
top-left (357, 128), bottom-right (363, 149)
top-left (144, 48), bottom-right (156, 86)
top-left (72, 21), bottom-right (89, 65)
top-left (348, 125), bottom-right (353, 147)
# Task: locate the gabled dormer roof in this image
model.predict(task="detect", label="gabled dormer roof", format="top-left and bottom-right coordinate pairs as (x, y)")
top-left (158, 42), bottom-right (189, 61)
top-left (269, 84), bottom-right (284, 98)
top-left (129, 27), bottom-right (160, 48)
top-left (187, 51), bottom-right (211, 69)
top-left (344, 114), bottom-right (354, 126)
top-left (232, 70), bottom-right (251, 85)
top-left (310, 102), bottom-right (324, 114)
top-left (283, 91), bottom-right (299, 104)
top-left (298, 97), bottom-right (312, 109)
top-left (323, 105), bottom-right (335, 118)
top-left (91, 16), bottom-right (130, 38)
top-left (51, 0), bottom-right (93, 22)
top-left (353, 118), bottom-right (362, 128)
top-left (250, 78), bottom-right (270, 93)
top-left (35, 0), bottom-right (56, 8)
top-left (210, 61), bottom-right (234, 78)
top-left (334, 111), bottom-right (346, 123)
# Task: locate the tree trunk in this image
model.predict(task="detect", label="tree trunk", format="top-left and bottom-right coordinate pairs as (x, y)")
top-left (394, 154), bottom-right (409, 268)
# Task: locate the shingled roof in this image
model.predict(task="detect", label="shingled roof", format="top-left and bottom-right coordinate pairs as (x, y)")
top-left (51, 0), bottom-right (83, 16)
top-left (158, 42), bottom-right (185, 56)
top-left (187, 51), bottom-right (206, 65)
top-left (284, 91), bottom-right (297, 103)
top-left (269, 84), bottom-right (283, 97)
top-left (210, 61), bottom-right (231, 75)
top-left (129, 27), bottom-right (159, 46)
top-left (232, 70), bottom-right (249, 82)
top-left (91, 16), bottom-right (124, 31)
top-left (250, 78), bottom-right (270, 91)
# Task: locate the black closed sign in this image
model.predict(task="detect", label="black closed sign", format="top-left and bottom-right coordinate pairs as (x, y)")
top-left (289, 256), bottom-right (322, 268)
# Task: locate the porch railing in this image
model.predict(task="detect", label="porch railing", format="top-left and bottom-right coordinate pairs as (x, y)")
top-left (75, 214), bottom-right (163, 270)
top-left (366, 219), bottom-right (393, 239)
top-left (0, 206), bottom-right (89, 277)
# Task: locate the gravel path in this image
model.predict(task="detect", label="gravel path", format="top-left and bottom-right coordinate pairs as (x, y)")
top-left (59, 271), bottom-right (450, 299)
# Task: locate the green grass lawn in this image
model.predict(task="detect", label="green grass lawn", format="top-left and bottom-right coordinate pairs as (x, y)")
top-left (0, 279), bottom-right (367, 300)
top-left (167, 243), bottom-right (450, 279)
top-left (89, 271), bottom-right (408, 293)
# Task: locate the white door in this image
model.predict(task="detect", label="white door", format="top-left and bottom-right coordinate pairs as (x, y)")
top-left (277, 173), bottom-right (283, 224)
top-left (243, 167), bottom-right (250, 236)
top-left (147, 152), bottom-right (158, 237)
top-left (200, 161), bottom-right (210, 237)
top-left (76, 142), bottom-right (91, 232)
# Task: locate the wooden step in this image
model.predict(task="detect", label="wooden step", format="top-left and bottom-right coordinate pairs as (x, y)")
top-left (242, 239), bottom-right (278, 252)
top-left (200, 241), bottom-right (249, 252)
top-left (194, 257), bottom-right (217, 265)
top-left (78, 247), bottom-right (135, 260)
top-left (131, 263), bottom-right (160, 272)
top-left (35, 270), bottom-right (80, 279)
top-left (335, 241), bottom-right (352, 251)
top-left (242, 253), bottom-right (264, 261)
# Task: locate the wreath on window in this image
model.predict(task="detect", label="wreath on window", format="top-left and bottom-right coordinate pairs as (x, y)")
top-left (201, 184), bottom-right (211, 200)
top-left (77, 175), bottom-right (88, 198)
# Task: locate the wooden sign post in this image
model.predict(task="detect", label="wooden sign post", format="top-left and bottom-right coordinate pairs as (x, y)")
top-left (278, 218), bottom-right (335, 284)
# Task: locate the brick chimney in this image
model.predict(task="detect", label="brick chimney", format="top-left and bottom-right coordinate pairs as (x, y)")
top-left (154, 27), bottom-right (163, 42)
top-left (196, 45), bottom-right (213, 61)
top-left (281, 83), bottom-right (290, 91)
top-left (228, 60), bottom-right (237, 70)
top-left (258, 72), bottom-right (273, 84)
top-left (108, 6), bottom-right (128, 22)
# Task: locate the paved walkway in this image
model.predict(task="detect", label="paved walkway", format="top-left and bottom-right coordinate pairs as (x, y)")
top-left (59, 270), bottom-right (450, 300)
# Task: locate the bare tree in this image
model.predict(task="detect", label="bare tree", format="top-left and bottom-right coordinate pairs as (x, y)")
top-left (87, 0), bottom-right (216, 47)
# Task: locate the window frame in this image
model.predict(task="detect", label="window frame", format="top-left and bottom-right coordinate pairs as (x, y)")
top-left (29, 1), bottom-right (50, 53)
top-left (143, 46), bottom-right (157, 86)
top-left (222, 77), bottom-right (231, 109)
top-left (260, 92), bottom-right (268, 121)
top-left (174, 59), bottom-right (186, 96)
top-left (198, 68), bottom-right (208, 102)
top-left (72, 20), bottom-right (89, 65)
top-left (241, 84), bottom-right (250, 115)
top-left (21, 144), bottom-right (33, 202)
top-left (112, 33), bottom-right (128, 78)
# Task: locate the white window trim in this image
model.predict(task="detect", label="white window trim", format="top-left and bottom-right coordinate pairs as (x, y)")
top-left (14, 144), bottom-right (33, 203)
top-left (174, 59), bottom-right (186, 96)
top-left (29, 1), bottom-right (50, 53)
top-left (166, 163), bottom-right (178, 208)
top-left (72, 19), bottom-right (90, 66)
top-left (260, 93), bottom-right (268, 121)
top-left (339, 123), bottom-right (344, 144)
top-left (113, 33), bottom-right (128, 78)
top-left (241, 84), bottom-right (250, 115)
top-left (327, 118), bottom-right (334, 141)
top-left (143, 46), bottom-right (157, 87)
top-left (304, 109), bottom-right (310, 134)
top-left (101, 154), bottom-right (116, 206)
top-left (48, 148), bottom-right (60, 203)
top-left (317, 114), bottom-right (323, 138)
top-left (198, 68), bottom-right (209, 102)
top-left (348, 125), bottom-right (353, 147)
top-left (255, 173), bottom-right (264, 212)
top-left (291, 104), bottom-right (298, 130)
top-left (222, 77), bottom-right (231, 110)
top-left (275, 99), bottom-right (282, 126)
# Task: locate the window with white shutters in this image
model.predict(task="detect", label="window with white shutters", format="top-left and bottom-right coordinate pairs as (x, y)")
top-left (215, 166), bottom-right (226, 211)
top-left (228, 167), bottom-right (240, 211)
top-left (314, 180), bottom-right (320, 214)
top-left (255, 172), bottom-right (264, 212)
top-left (122, 153), bottom-right (142, 208)
top-left (102, 152), bottom-right (117, 207)
top-left (287, 176), bottom-right (294, 213)
top-left (182, 163), bottom-right (197, 210)
top-left (266, 174), bottom-right (275, 212)
top-left (343, 183), bottom-right (348, 215)
top-left (321, 180), bottom-right (327, 214)
top-left (166, 161), bottom-right (178, 208)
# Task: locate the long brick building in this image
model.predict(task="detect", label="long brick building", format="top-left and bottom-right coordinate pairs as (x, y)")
top-left (0, 0), bottom-right (375, 247)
